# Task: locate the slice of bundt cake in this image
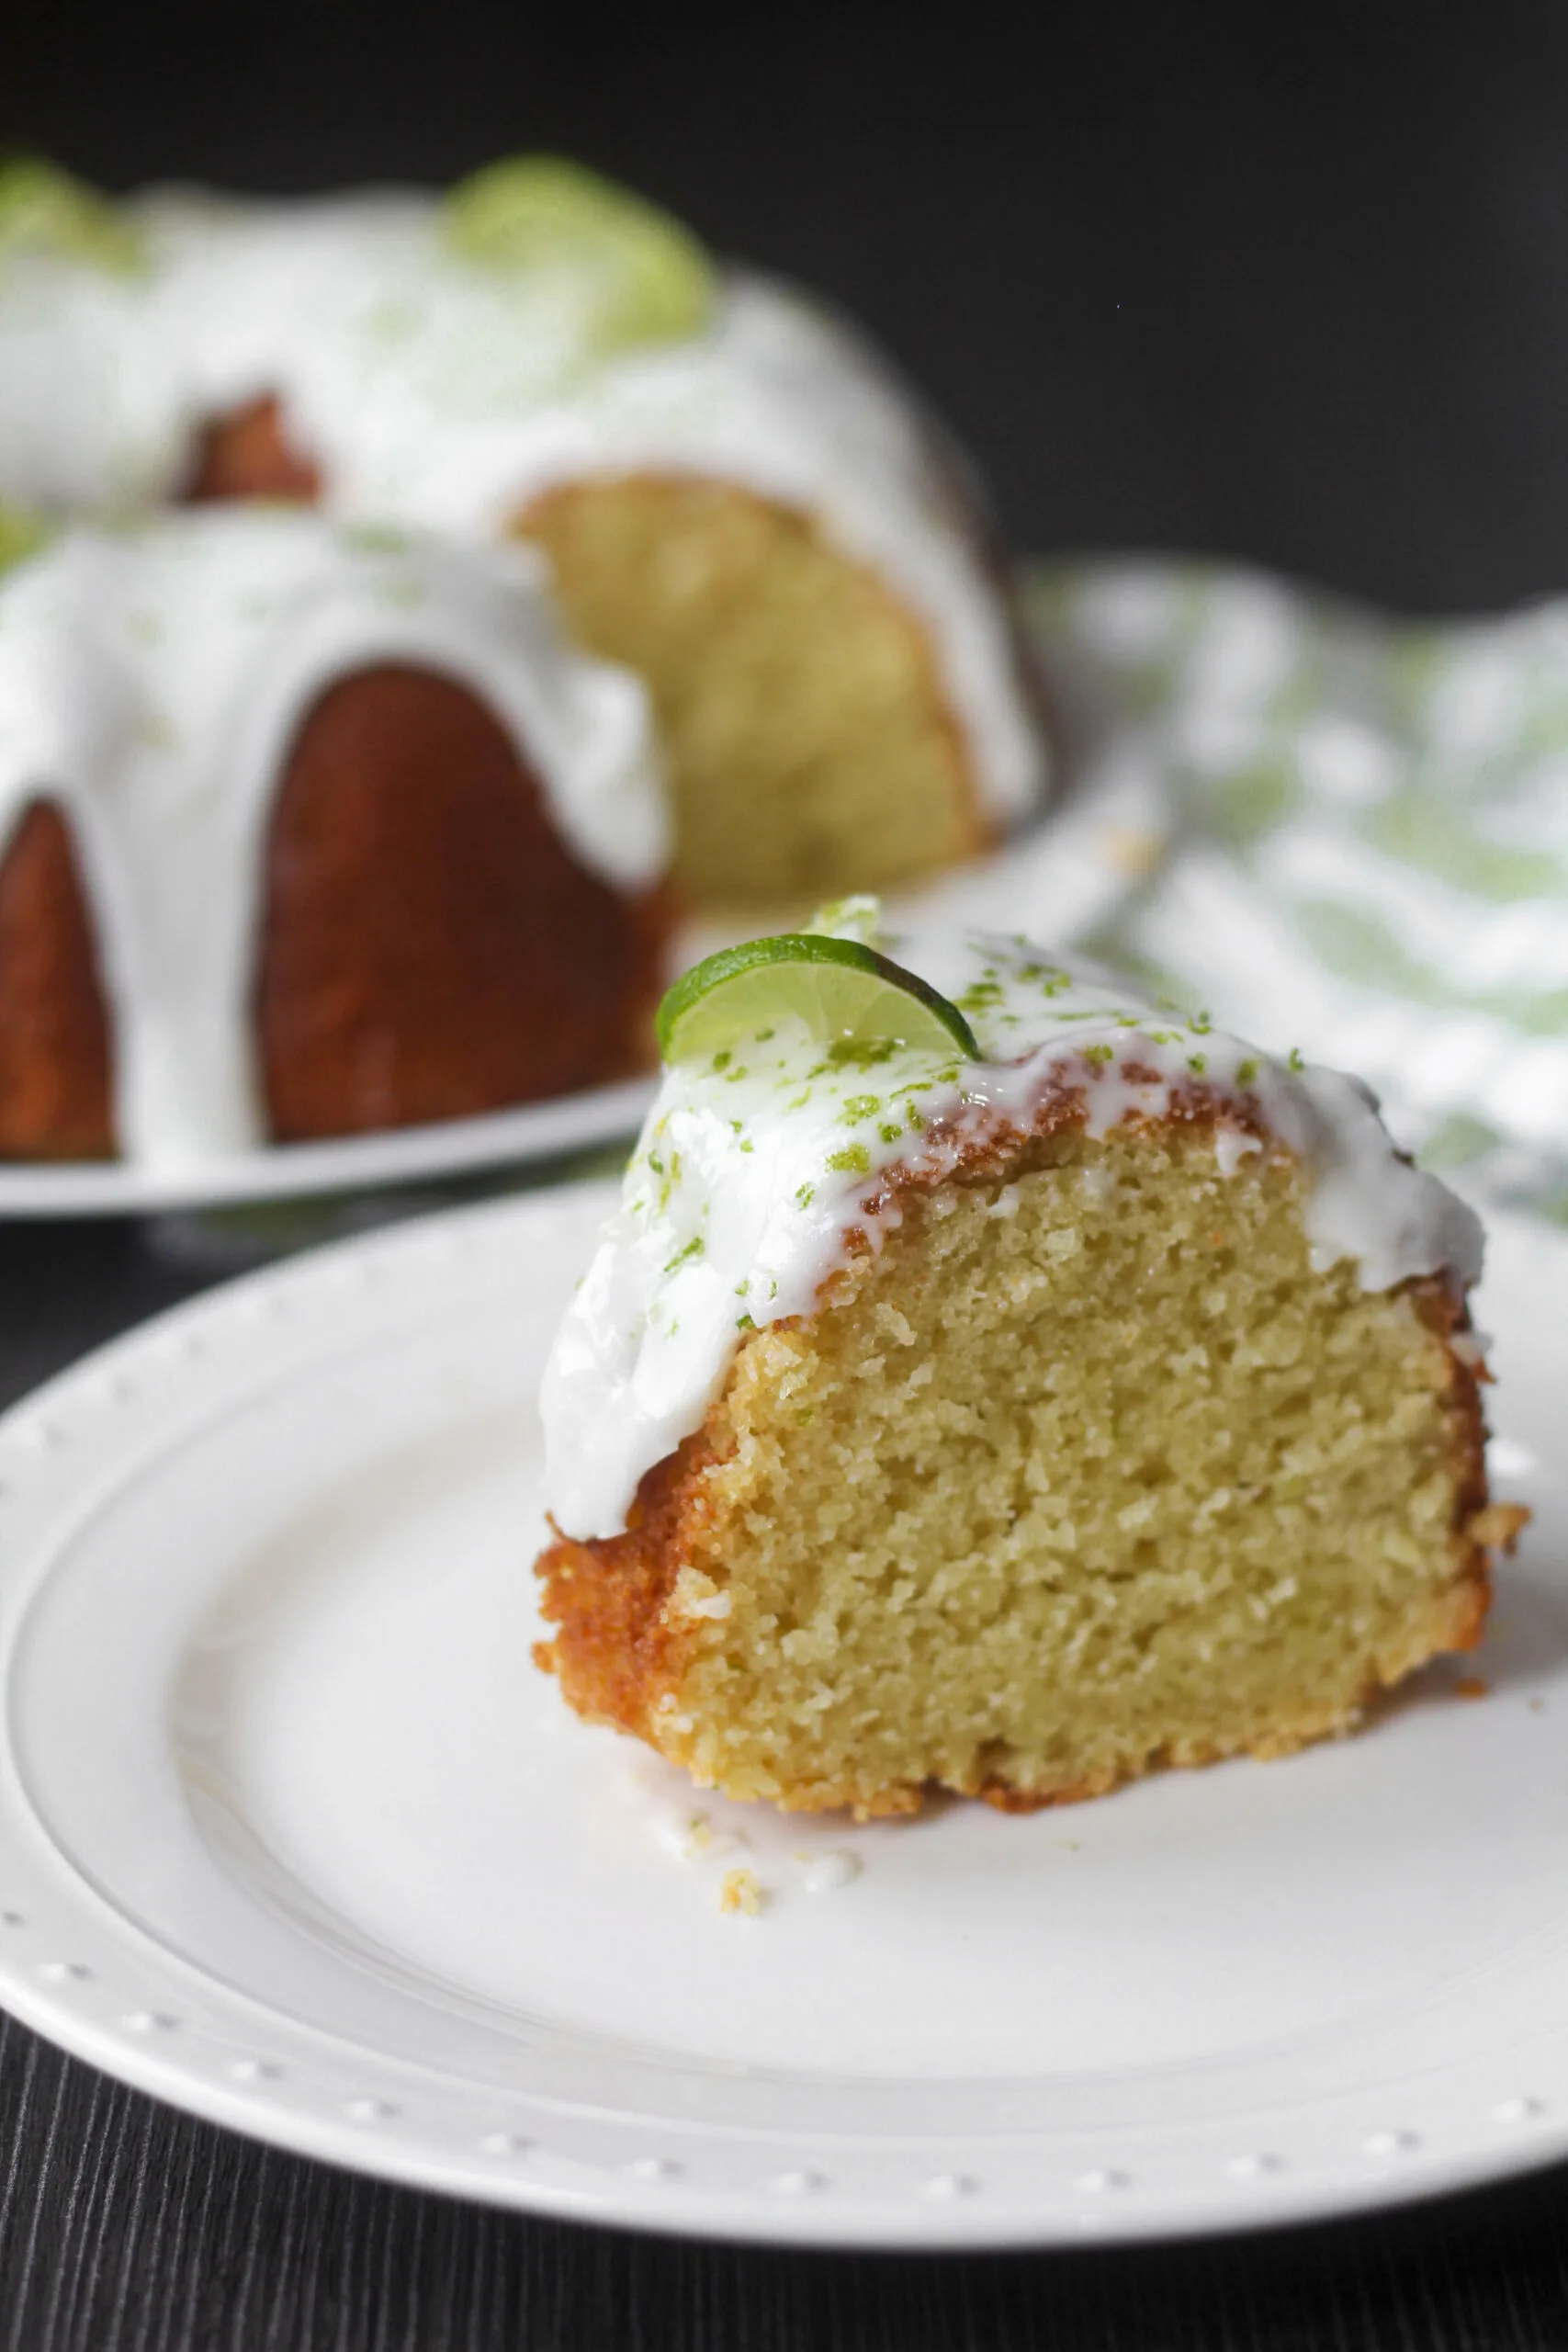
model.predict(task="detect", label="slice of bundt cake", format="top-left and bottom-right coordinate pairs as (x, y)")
top-left (0, 511), bottom-right (667, 1165)
top-left (0, 157), bottom-right (1045, 905)
top-left (535, 911), bottom-right (1520, 1817)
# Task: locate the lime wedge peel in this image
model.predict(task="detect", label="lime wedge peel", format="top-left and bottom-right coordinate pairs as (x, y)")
top-left (0, 160), bottom-right (146, 276)
top-left (441, 156), bottom-right (714, 355)
top-left (656, 935), bottom-right (980, 1068)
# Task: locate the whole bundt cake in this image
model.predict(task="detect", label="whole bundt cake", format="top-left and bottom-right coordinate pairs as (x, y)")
top-left (535, 912), bottom-right (1521, 1817)
top-left (0, 157), bottom-right (1047, 907)
top-left (0, 511), bottom-right (667, 1164)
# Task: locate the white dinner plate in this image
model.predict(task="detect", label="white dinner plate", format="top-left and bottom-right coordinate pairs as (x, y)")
top-left (0, 1183), bottom-right (1560, 2249)
top-left (0, 1079), bottom-right (660, 1218)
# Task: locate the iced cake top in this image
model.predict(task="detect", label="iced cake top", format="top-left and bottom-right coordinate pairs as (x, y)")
top-left (0, 161), bottom-right (1043, 831)
top-left (542, 915), bottom-right (1483, 1539)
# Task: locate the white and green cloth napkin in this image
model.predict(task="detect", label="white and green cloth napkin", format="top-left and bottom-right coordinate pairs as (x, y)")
top-left (1029, 561), bottom-right (1568, 1224)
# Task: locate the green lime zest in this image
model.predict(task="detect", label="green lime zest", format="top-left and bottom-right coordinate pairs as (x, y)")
top-left (442, 155), bottom-right (713, 356)
top-left (657, 934), bottom-right (980, 1068)
top-left (0, 503), bottom-right (51, 578)
top-left (805, 894), bottom-right (883, 947)
top-left (0, 159), bottom-right (146, 275)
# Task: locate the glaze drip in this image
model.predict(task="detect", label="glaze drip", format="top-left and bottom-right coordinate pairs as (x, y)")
top-left (0, 513), bottom-right (663, 1167)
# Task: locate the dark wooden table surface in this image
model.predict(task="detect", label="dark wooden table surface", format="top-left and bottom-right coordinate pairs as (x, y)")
top-left (9, 6), bottom-right (1568, 2341)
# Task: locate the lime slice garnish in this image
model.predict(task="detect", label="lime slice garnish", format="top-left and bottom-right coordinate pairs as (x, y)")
top-left (442, 156), bottom-right (713, 356)
top-left (657, 934), bottom-right (980, 1067)
top-left (0, 159), bottom-right (145, 275)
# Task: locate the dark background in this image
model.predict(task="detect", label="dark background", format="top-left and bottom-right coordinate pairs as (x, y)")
top-left (9, 6), bottom-right (1568, 2346)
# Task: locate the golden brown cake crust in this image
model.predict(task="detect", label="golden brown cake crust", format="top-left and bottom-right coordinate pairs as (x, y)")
top-left (531, 1430), bottom-right (727, 1734)
top-left (0, 800), bottom-right (116, 1159)
top-left (256, 664), bottom-right (665, 1139)
top-left (534, 1094), bottom-right (1507, 1815)
top-left (182, 394), bottom-right (322, 505)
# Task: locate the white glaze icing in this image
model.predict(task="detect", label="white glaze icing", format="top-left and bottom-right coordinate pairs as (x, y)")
top-left (541, 927), bottom-right (1483, 1540)
top-left (0, 512), bottom-right (663, 1167)
top-left (0, 189), bottom-right (1043, 828)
